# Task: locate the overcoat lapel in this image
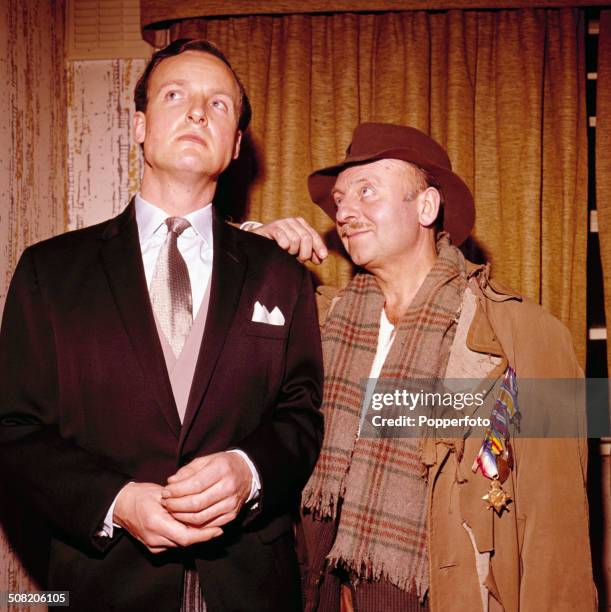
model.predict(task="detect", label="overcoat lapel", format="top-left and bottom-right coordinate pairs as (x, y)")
top-left (100, 201), bottom-right (181, 438)
top-left (179, 211), bottom-right (247, 447)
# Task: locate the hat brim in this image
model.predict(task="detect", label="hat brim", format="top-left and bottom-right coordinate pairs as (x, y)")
top-left (308, 147), bottom-right (475, 246)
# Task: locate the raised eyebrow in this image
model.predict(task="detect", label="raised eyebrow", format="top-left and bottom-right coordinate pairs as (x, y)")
top-left (158, 79), bottom-right (189, 91)
top-left (332, 177), bottom-right (373, 197)
top-left (354, 177), bottom-right (377, 187)
top-left (157, 82), bottom-right (233, 98)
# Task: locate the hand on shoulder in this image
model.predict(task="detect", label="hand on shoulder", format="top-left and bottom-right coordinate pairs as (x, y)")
top-left (247, 217), bottom-right (328, 264)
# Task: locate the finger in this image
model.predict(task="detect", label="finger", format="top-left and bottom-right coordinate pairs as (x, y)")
top-left (297, 233), bottom-right (314, 263)
top-left (286, 218), bottom-right (326, 263)
top-left (147, 545), bottom-right (170, 554)
top-left (164, 468), bottom-right (220, 498)
top-left (136, 526), bottom-right (179, 550)
top-left (162, 478), bottom-right (228, 514)
top-left (166, 452), bottom-right (250, 517)
top-left (144, 510), bottom-right (198, 547)
top-left (143, 536), bottom-right (177, 548)
top-left (167, 456), bottom-right (210, 483)
top-left (294, 217), bottom-right (327, 261)
top-left (173, 524), bottom-right (224, 547)
top-left (163, 476), bottom-right (216, 499)
top-left (199, 511), bottom-right (239, 529)
top-left (252, 224), bottom-right (279, 242)
top-left (282, 226), bottom-right (303, 255)
top-left (284, 219), bottom-right (314, 263)
top-left (170, 496), bottom-right (239, 527)
top-left (156, 510), bottom-right (224, 546)
top-left (312, 237), bottom-right (327, 261)
top-left (273, 227), bottom-right (292, 251)
top-left (276, 218), bottom-right (315, 256)
top-left (163, 489), bottom-right (211, 514)
top-left (167, 464), bottom-right (196, 484)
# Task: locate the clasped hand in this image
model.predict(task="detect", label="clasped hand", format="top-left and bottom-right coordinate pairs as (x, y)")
top-left (113, 451), bottom-right (252, 553)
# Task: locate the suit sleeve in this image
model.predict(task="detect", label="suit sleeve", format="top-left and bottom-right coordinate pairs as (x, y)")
top-left (237, 266), bottom-right (324, 516)
top-left (0, 248), bottom-right (130, 553)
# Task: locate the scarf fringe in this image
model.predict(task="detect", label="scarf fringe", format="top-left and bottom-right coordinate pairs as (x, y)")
top-left (328, 552), bottom-right (428, 601)
top-left (302, 489), bottom-right (342, 520)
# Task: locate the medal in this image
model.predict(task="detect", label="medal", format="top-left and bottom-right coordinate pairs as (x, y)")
top-left (473, 367), bottom-right (520, 511)
top-left (482, 477), bottom-right (512, 515)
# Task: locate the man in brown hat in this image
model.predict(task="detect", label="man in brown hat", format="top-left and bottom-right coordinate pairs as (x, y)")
top-left (247, 123), bottom-right (596, 611)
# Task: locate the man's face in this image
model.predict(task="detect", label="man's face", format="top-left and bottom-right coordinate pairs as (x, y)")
top-left (332, 159), bottom-right (425, 272)
top-left (133, 50), bottom-right (242, 181)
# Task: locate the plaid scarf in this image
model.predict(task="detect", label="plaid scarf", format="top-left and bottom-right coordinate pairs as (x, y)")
top-left (302, 236), bottom-right (467, 597)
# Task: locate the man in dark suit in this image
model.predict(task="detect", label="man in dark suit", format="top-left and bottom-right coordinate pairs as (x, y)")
top-left (0, 39), bottom-right (323, 611)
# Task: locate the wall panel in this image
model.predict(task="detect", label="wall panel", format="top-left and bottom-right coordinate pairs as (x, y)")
top-left (0, 0), bottom-right (67, 604)
top-left (67, 59), bottom-right (145, 229)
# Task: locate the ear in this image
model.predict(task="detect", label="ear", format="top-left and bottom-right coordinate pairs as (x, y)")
top-left (133, 111), bottom-right (146, 145)
top-left (418, 187), bottom-right (441, 228)
top-left (232, 130), bottom-right (242, 160)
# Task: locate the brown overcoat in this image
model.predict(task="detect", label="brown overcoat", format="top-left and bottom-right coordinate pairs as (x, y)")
top-left (310, 264), bottom-right (597, 612)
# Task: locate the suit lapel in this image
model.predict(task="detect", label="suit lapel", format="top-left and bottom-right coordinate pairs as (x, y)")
top-left (100, 201), bottom-right (181, 438)
top-left (179, 211), bottom-right (247, 447)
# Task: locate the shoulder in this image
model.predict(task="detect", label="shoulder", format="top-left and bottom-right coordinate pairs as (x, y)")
top-left (469, 261), bottom-right (563, 330)
top-left (13, 205), bottom-right (137, 289)
top-left (472, 268), bottom-right (580, 377)
top-left (227, 221), bottom-right (308, 276)
top-left (26, 201), bottom-right (136, 263)
top-left (17, 215), bottom-right (121, 281)
top-left (221, 222), bottom-right (316, 311)
top-left (27, 221), bottom-right (107, 257)
top-left (481, 278), bottom-right (569, 338)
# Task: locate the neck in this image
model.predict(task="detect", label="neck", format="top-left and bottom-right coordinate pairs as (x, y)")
top-left (372, 238), bottom-right (438, 325)
top-left (140, 169), bottom-right (217, 216)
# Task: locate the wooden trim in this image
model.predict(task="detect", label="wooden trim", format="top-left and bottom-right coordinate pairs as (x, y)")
top-left (141, 0), bottom-right (607, 36)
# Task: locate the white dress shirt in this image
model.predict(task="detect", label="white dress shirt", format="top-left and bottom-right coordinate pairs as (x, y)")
top-left (101, 194), bottom-right (260, 537)
top-left (136, 194), bottom-right (213, 318)
top-left (359, 308), bottom-right (397, 435)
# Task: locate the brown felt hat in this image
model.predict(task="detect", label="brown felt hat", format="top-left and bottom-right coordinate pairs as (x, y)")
top-left (308, 123), bottom-right (475, 246)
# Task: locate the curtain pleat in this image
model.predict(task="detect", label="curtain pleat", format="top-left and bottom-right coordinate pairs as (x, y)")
top-left (597, 11), bottom-right (611, 374)
top-left (173, 9), bottom-right (586, 362)
top-left (541, 11), bottom-right (587, 356)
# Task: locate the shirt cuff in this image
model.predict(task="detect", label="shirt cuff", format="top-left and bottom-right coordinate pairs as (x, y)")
top-left (226, 449), bottom-right (261, 503)
top-left (96, 485), bottom-right (130, 538)
top-left (239, 221), bottom-right (263, 232)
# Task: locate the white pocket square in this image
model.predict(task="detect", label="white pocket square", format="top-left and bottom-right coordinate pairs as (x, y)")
top-left (252, 301), bottom-right (285, 326)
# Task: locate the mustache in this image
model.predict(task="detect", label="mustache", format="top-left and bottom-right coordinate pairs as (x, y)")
top-left (339, 222), bottom-right (370, 238)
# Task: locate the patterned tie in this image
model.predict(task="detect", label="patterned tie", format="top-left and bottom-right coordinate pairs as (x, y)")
top-left (150, 217), bottom-right (193, 357)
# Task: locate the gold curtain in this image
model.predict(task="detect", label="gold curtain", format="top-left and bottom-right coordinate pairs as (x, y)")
top-left (174, 8), bottom-right (587, 362)
top-left (598, 11), bottom-right (611, 375)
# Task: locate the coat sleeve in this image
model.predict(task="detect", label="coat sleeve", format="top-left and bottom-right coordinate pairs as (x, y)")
top-left (500, 304), bottom-right (597, 610)
top-left (236, 266), bottom-right (324, 516)
top-left (0, 248), bottom-right (130, 553)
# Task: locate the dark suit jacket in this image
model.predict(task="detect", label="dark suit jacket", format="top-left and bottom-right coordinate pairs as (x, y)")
top-left (0, 202), bottom-right (324, 612)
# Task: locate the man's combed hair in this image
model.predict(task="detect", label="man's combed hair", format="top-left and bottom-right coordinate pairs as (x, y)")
top-left (134, 38), bottom-right (252, 132)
